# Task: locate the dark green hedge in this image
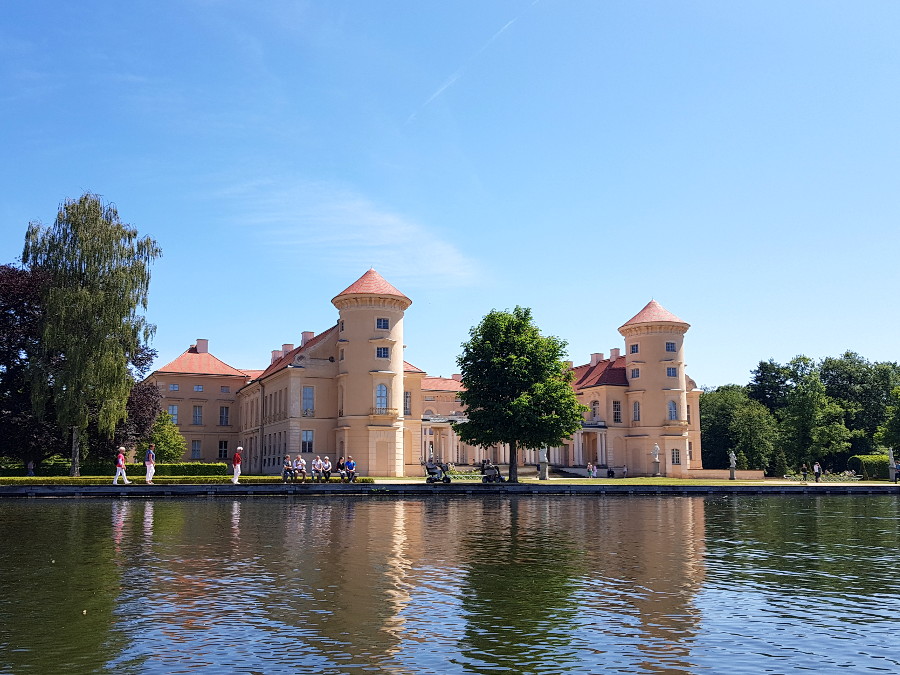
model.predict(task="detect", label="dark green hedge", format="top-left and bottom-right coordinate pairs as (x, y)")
top-left (0, 462), bottom-right (230, 477)
top-left (847, 454), bottom-right (890, 479)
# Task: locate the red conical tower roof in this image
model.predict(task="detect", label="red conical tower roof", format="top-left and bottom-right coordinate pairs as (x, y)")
top-left (332, 269), bottom-right (411, 307)
top-left (619, 300), bottom-right (688, 331)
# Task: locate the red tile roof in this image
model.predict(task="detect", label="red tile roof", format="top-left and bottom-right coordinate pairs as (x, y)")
top-left (571, 355), bottom-right (629, 390)
top-left (404, 361), bottom-right (426, 373)
top-left (155, 347), bottom-right (251, 377)
top-left (620, 300), bottom-right (688, 329)
top-left (421, 376), bottom-right (465, 392)
top-left (332, 269), bottom-right (411, 304)
top-left (256, 325), bottom-right (338, 380)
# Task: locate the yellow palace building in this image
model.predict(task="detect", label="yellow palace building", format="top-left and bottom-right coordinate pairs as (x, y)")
top-left (148, 269), bottom-right (704, 477)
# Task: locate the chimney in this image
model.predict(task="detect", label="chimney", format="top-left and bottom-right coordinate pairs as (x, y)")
top-left (271, 350), bottom-right (283, 364)
top-left (452, 374), bottom-right (462, 381)
top-left (590, 353), bottom-right (603, 366)
top-left (609, 348), bottom-right (620, 360)
top-left (195, 339), bottom-right (209, 354)
top-left (282, 343), bottom-right (294, 353)
top-left (301, 331), bottom-right (315, 346)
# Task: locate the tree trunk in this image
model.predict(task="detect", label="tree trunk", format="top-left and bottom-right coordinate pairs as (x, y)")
top-left (508, 439), bottom-right (519, 483)
top-left (69, 427), bottom-right (81, 477)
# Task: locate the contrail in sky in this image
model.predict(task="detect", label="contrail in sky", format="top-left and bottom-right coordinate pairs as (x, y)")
top-left (407, 1), bottom-right (541, 123)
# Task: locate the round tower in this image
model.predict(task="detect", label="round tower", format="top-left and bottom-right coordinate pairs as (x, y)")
top-left (331, 269), bottom-right (411, 477)
top-left (618, 301), bottom-right (691, 477)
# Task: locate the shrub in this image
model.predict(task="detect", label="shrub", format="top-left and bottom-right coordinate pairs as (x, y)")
top-left (847, 454), bottom-right (890, 480)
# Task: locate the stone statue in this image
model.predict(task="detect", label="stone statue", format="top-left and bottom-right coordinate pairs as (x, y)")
top-left (729, 451), bottom-right (737, 469)
top-left (652, 444), bottom-right (660, 461)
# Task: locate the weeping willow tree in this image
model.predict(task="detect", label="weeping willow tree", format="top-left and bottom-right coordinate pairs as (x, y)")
top-left (22, 193), bottom-right (161, 476)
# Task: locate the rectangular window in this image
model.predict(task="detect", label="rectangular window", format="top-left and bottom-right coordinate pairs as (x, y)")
top-left (340, 319), bottom-right (344, 332)
top-left (302, 386), bottom-right (315, 416)
top-left (169, 383), bottom-right (179, 391)
top-left (688, 442), bottom-right (693, 460)
top-left (671, 448), bottom-right (681, 465)
top-left (630, 368), bottom-right (640, 379)
top-left (219, 406), bottom-right (230, 426)
top-left (301, 430), bottom-right (314, 453)
top-left (687, 405), bottom-right (692, 424)
top-left (191, 440), bottom-right (201, 459)
top-left (220, 386), bottom-right (230, 394)
top-left (666, 342), bottom-right (676, 352)
top-left (612, 400), bottom-right (622, 424)
top-left (667, 367), bottom-right (678, 377)
top-left (376, 347), bottom-right (390, 359)
top-left (194, 384), bottom-right (204, 392)
top-left (192, 405), bottom-right (203, 425)
top-left (632, 401), bottom-right (640, 422)
top-left (404, 391), bottom-right (411, 416)
top-left (168, 404), bottom-right (178, 425)
top-left (218, 440), bottom-right (228, 459)
top-left (376, 318), bottom-right (390, 330)
top-left (339, 348), bottom-right (344, 361)
top-left (630, 344), bottom-right (639, 354)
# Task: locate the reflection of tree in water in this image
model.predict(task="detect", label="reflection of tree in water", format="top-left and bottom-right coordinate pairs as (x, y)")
top-left (458, 497), bottom-right (584, 674)
top-left (0, 501), bottom-right (127, 673)
top-left (704, 495), bottom-right (900, 596)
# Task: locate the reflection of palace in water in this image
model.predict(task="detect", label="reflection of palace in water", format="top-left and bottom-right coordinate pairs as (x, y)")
top-left (109, 496), bottom-right (707, 670)
top-left (149, 269), bottom-right (704, 477)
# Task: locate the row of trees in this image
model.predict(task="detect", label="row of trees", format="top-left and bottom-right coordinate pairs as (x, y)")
top-left (0, 193), bottom-right (185, 474)
top-left (701, 353), bottom-right (900, 475)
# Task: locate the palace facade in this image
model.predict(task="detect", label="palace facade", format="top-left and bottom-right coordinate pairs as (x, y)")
top-left (148, 269), bottom-right (703, 477)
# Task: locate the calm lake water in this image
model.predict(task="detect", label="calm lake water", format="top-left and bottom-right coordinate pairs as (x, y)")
top-left (1, 494), bottom-right (898, 674)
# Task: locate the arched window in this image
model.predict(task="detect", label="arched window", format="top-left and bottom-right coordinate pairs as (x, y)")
top-left (591, 400), bottom-right (599, 419)
top-left (667, 400), bottom-right (678, 421)
top-left (632, 401), bottom-right (640, 422)
top-left (376, 384), bottom-right (389, 412)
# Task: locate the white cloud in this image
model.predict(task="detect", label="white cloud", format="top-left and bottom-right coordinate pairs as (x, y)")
top-left (217, 178), bottom-right (481, 287)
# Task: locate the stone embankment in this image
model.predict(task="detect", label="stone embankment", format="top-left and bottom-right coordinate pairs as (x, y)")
top-left (1, 482), bottom-right (897, 498)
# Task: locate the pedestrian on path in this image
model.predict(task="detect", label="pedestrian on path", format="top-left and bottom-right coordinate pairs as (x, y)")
top-left (113, 447), bottom-right (131, 485)
top-left (145, 444), bottom-right (156, 484)
top-left (813, 461), bottom-right (822, 483)
top-left (232, 447), bottom-right (242, 484)
top-left (800, 463), bottom-right (808, 481)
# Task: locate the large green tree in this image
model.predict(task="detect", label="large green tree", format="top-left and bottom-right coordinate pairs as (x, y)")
top-left (453, 306), bottom-right (586, 483)
top-left (22, 194), bottom-right (161, 475)
top-left (138, 411), bottom-right (187, 463)
top-left (700, 384), bottom-right (779, 472)
top-left (0, 264), bottom-right (65, 467)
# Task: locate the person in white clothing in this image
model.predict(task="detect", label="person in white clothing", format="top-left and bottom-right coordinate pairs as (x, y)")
top-left (144, 443), bottom-right (156, 484)
top-left (113, 447), bottom-right (131, 485)
top-left (232, 447), bottom-right (243, 484)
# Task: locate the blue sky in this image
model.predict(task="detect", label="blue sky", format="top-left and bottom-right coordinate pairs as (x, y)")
top-left (2, 0), bottom-right (899, 388)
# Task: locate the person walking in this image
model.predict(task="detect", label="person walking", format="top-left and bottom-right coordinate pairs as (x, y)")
top-left (813, 461), bottom-right (822, 483)
top-left (145, 443), bottom-right (156, 484)
top-left (113, 447), bottom-right (131, 485)
top-left (800, 463), bottom-right (808, 481)
top-left (232, 447), bottom-right (242, 484)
